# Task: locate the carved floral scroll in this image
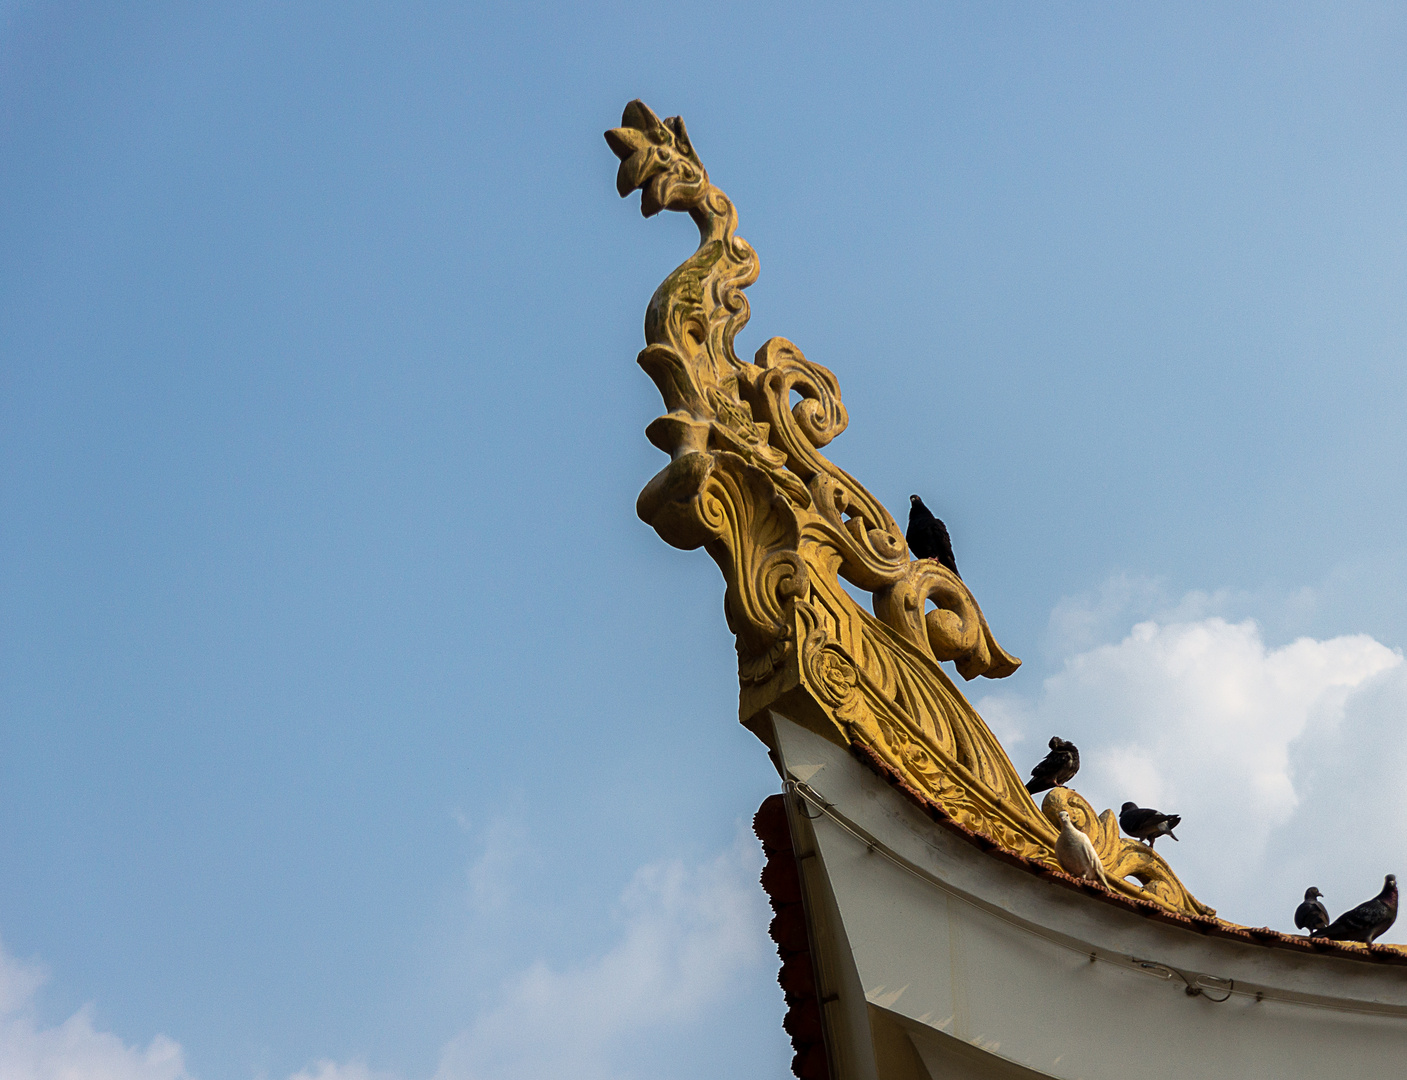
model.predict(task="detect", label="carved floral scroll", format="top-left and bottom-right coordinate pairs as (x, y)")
top-left (607, 100), bottom-right (1212, 919)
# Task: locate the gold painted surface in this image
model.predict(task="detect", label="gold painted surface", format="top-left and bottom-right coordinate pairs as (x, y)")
top-left (607, 99), bottom-right (1211, 918)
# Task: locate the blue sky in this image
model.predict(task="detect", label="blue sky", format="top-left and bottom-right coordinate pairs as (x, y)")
top-left (3, 3), bottom-right (1407, 1078)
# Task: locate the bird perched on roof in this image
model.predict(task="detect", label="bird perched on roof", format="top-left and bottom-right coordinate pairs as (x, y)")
top-left (1054, 811), bottom-right (1109, 887)
top-left (1118, 803), bottom-right (1181, 849)
top-left (906, 495), bottom-right (959, 577)
top-left (1025, 737), bottom-right (1080, 795)
top-left (1294, 887), bottom-right (1329, 935)
top-left (1314, 875), bottom-right (1398, 944)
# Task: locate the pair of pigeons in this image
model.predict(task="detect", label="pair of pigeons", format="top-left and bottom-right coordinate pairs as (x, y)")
top-left (1025, 736), bottom-right (1181, 848)
top-left (1054, 817), bottom-right (1399, 948)
top-left (1294, 879), bottom-right (1398, 944)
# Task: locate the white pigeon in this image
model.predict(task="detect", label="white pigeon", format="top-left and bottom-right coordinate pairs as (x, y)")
top-left (1054, 810), bottom-right (1110, 887)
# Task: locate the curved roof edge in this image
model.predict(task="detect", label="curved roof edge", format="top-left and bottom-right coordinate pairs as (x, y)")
top-left (848, 740), bottom-right (1407, 968)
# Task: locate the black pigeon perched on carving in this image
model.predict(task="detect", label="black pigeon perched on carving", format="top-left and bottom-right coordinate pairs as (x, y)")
top-left (1314, 875), bottom-right (1398, 944)
top-left (1118, 802), bottom-right (1181, 849)
top-left (1294, 887), bottom-right (1329, 935)
top-left (1025, 737), bottom-right (1080, 795)
top-left (907, 495), bottom-right (959, 577)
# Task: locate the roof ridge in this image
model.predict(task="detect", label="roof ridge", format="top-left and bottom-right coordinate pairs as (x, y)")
top-left (848, 741), bottom-right (1407, 968)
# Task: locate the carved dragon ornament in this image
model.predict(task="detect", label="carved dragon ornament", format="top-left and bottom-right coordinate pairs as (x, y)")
top-left (606, 100), bottom-right (1211, 919)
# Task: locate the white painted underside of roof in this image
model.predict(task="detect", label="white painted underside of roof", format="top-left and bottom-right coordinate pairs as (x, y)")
top-left (766, 711), bottom-right (1407, 1080)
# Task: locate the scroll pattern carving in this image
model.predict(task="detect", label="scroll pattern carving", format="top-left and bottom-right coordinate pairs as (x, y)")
top-left (1042, 789), bottom-right (1213, 915)
top-left (607, 99), bottom-right (1210, 918)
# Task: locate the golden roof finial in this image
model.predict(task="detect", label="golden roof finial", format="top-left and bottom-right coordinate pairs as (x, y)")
top-left (607, 100), bottom-right (1212, 919)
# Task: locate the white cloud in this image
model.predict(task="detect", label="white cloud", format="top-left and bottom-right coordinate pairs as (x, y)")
top-left (431, 830), bottom-right (770, 1080)
top-left (0, 946), bottom-right (45, 1016)
top-left (1041, 572), bottom-right (1319, 659)
top-left (0, 938), bottom-right (189, 1080)
top-left (0, 827), bottom-right (775, 1080)
top-left (464, 815), bottom-right (529, 914)
top-left (287, 1060), bottom-right (398, 1080)
top-left (979, 585), bottom-right (1407, 937)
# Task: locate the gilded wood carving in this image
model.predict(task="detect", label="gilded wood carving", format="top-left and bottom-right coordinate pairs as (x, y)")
top-left (607, 100), bottom-right (1212, 918)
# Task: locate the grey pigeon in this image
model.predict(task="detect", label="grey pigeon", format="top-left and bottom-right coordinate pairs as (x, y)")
top-left (1026, 737), bottom-right (1080, 795)
top-left (1119, 802), bottom-right (1181, 849)
top-left (1294, 887), bottom-right (1329, 934)
top-left (1314, 875), bottom-right (1398, 944)
top-left (906, 495), bottom-right (959, 577)
top-left (1054, 811), bottom-right (1110, 886)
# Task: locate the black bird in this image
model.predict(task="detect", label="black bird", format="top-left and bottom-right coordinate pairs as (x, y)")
top-left (1314, 875), bottom-right (1398, 944)
top-left (907, 495), bottom-right (959, 577)
top-left (1118, 802), bottom-right (1181, 849)
top-left (1025, 737), bottom-right (1080, 795)
top-left (1294, 887), bottom-right (1329, 934)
